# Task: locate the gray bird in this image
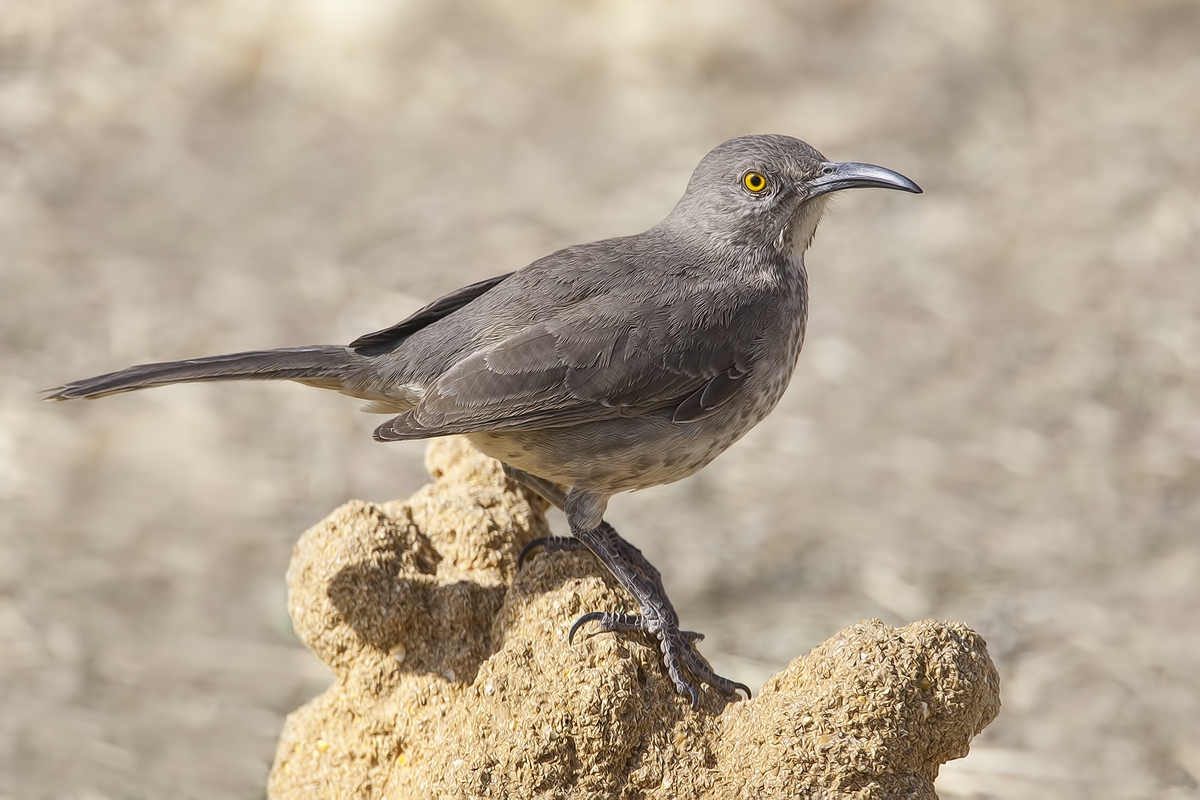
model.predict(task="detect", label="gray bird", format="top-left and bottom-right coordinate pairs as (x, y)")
top-left (45, 134), bottom-right (920, 708)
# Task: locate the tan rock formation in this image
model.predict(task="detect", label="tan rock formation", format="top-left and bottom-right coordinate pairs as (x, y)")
top-left (269, 438), bottom-right (1000, 799)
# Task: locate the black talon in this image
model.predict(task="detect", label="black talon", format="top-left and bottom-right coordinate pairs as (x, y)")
top-left (517, 535), bottom-right (587, 569)
top-left (517, 536), bottom-right (552, 568)
top-left (568, 611), bottom-right (607, 644)
top-left (678, 643), bottom-right (752, 700)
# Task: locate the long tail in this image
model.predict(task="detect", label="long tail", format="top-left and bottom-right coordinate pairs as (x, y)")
top-left (43, 345), bottom-right (372, 401)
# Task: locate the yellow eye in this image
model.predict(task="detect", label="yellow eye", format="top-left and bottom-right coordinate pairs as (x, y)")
top-left (743, 171), bottom-right (768, 193)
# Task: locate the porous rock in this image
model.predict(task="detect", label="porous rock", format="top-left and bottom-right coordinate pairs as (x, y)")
top-left (269, 438), bottom-right (1000, 799)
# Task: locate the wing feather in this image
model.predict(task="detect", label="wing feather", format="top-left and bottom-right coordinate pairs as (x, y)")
top-left (672, 366), bottom-right (746, 423)
top-left (373, 293), bottom-right (757, 442)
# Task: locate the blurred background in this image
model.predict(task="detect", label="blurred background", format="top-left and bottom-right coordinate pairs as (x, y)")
top-left (2, 1), bottom-right (1198, 797)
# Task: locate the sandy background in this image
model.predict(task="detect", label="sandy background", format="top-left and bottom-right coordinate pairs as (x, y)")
top-left (2, 1), bottom-right (1198, 798)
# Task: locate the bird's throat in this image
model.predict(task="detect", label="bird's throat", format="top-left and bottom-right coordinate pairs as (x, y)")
top-left (784, 197), bottom-right (829, 258)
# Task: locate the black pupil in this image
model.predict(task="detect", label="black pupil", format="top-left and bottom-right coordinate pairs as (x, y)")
top-left (749, 174), bottom-right (762, 188)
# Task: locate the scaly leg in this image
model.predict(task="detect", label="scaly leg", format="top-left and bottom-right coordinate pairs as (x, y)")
top-left (504, 465), bottom-right (669, 595)
top-left (503, 464), bottom-right (750, 707)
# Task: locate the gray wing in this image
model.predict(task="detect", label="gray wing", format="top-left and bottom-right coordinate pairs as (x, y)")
top-left (373, 295), bottom-right (754, 441)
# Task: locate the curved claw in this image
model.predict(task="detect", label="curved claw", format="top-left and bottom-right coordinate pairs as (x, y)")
top-left (678, 643), bottom-right (752, 700)
top-left (658, 641), bottom-right (701, 708)
top-left (568, 611), bottom-right (608, 645)
top-left (518, 535), bottom-right (588, 569)
top-left (719, 678), bottom-right (752, 700)
top-left (517, 537), bottom-right (553, 569)
top-left (568, 610), bottom-right (747, 705)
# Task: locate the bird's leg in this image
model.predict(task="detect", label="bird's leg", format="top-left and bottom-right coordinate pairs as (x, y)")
top-left (504, 466), bottom-right (748, 706)
top-left (502, 464), bottom-right (568, 509)
top-left (502, 465), bottom-right (593, 566)
top-left (546, 520), bottom-right (703, 642)
top-left (568, 521), bottom-right (750, 707)
top-left (520, 521), bottom-right (673, 597)
top-left (503, 466), bottom-right (670, 600)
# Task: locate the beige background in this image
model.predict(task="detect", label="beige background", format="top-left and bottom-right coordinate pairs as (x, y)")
top-left (2, 1), bottom-right (1199, 798)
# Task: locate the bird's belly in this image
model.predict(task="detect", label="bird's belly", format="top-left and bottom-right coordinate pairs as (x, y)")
top-left (467, 370), bottom-right (793, 495)
top-left (467, 420), bottom-right (699, 494)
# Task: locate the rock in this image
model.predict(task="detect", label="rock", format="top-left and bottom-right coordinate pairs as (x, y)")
top-left (269, 437), bottom-right (1000, 799)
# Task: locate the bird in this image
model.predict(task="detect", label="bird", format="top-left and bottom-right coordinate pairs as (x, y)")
top-left (45, 134), bottom-right (921, 708)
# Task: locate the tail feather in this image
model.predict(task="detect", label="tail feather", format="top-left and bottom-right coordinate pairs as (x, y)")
top-left (43, 345), bottom-right (365, 401)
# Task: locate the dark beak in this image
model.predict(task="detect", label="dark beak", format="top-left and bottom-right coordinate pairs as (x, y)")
top-left (807, 161), bottom-right (922, 198)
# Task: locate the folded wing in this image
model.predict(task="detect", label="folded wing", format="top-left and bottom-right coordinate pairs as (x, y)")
top-left (374, 295), bottom-right (753, 440)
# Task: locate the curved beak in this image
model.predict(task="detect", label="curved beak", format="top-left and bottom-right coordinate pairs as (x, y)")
top-left (807, 161), bottom-right (922, 198)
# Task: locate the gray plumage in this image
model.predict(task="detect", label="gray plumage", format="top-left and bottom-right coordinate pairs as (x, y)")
top-left (45, 134), bottom-right (920, 707)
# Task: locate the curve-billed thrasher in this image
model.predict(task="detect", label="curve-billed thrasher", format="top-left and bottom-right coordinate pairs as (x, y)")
top-left (46, 134), bottom-right (920, 707)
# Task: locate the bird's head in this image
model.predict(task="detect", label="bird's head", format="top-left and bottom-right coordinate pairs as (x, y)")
top-left (666, 134), bottom-right (921, 257)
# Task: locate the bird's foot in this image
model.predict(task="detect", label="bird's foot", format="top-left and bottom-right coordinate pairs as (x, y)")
top-left (568, 609), bottom-right (749, 708)
top-left (564, 523), bottom-right (751, 708)
top-left (507, 467), bottom-right (750, 708)
top-left (568, 611), bottom-right (705, 644)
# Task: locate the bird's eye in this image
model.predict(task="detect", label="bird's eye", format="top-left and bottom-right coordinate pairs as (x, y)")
top-left (742, 171), bottom-right (768, 193)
